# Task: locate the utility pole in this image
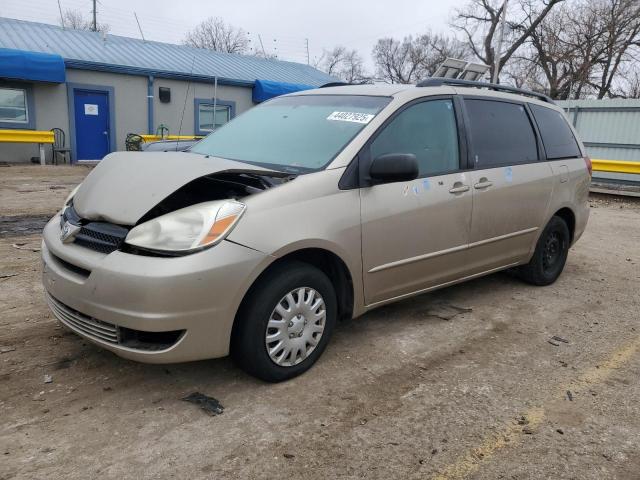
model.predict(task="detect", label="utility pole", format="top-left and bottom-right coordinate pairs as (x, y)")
top-left (492, 0), bottom-right (509, 84)
top-left (305, 38), bottom-right (310, 65)
top-left (57, 0), bottom-right (65, 29)
top-left (92, 0), bottom-right (97, 32)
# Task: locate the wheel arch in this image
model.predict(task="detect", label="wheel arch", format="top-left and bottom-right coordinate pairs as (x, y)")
top-left (230, 246), bottom-right (356, 349)
top-left (553, 206), bottom-right (576, 243)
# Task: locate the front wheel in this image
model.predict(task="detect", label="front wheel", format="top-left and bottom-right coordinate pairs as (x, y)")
top-left (517, 215), bottom-right (570, 286)
top-left (231, 261), bottom-right (337, 382)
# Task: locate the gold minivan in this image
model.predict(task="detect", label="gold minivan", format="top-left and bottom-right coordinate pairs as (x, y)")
top-left (42, 80), bottom-right (591, 381)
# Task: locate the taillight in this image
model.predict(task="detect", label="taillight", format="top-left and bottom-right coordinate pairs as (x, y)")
top-left (584, 156), bottom-right (592, 176)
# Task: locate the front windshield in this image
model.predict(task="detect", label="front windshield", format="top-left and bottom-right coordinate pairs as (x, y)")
top-left (191, 95), bottom-right (391, 173)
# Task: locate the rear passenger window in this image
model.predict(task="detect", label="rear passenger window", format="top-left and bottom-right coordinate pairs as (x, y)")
top-left (465, 99), bottom-right (538, 167)
top-left (370, 99), bottom-right (459, 177)
top-left (529, 104), bottom-right (581, 159)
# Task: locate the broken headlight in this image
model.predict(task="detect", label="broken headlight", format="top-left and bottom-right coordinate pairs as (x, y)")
top-left (125, 200), bottom-right (246, 254)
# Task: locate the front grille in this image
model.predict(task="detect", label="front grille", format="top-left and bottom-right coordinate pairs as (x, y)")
top-left (74, 222), bottom-right (128, 254)
top-left (62, 205), bottom-right (129, 254)
top-left (46, 292), bottom-right (119, 344)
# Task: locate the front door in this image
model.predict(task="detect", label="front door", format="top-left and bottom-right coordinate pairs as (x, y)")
top-left (462, 98), bottom-right (554, 272)
top-left (360, 97), bottom-right (473, 305)
top-left (73, 89), bottom-right (110, 160)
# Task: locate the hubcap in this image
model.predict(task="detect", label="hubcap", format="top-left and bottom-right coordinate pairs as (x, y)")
top-left (265, 287), bottom-right (326, 367)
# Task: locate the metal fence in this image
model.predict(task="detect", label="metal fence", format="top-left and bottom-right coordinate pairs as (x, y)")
top-left (557, 99), bottom-right (640, 184)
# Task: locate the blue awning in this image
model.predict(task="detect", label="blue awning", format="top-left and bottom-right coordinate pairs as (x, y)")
top-left (0, 48), bottom-right (66, 83)
top-left (252, 79), bottom-right (315, 103)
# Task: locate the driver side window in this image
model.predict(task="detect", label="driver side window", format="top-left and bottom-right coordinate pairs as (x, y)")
top-left (370, 99), bottom-right (460, 177)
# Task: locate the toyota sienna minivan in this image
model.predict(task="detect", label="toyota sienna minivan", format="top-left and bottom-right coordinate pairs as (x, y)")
top-left (42, 79), bottom-right (591, 381)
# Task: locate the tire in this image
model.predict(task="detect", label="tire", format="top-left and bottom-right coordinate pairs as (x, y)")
top-left (517, 215), bottom-right (570, 286)
top-left (231, 261), bottom-right (337, 382)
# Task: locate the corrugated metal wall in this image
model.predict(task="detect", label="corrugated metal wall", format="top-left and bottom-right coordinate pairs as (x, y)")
top-left (557, 99), bottom-right (640, 183)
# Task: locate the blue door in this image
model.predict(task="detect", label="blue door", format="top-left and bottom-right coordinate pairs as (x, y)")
top-left (73, 90), bottom-right (110, 160)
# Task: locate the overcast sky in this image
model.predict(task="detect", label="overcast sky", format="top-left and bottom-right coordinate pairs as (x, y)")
top-left (1, 0), bottom-right (467, 70)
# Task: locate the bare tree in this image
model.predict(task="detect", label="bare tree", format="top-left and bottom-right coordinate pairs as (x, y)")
top-left (619, 66), bottom-right (640, 98)
top-left (589, 0), bottom-right (640, 98)
top-left (372, 32), bottom-right (470, 84)
top-left (521, 0), bottom-right (640, 98)
top-left (452, 0), bottom-right (565, 81)
top-left (59, 9), bottom-right (109, 33)
top-left (315, 46), bottom-right (368, 83)
top-left (183, 17), bottom-right (249, 54)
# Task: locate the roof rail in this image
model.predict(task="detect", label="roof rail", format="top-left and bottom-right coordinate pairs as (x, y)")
top-left (320, 81), bottom-right (352, 88)
top-left (319, 81), bottom-right (375, 88)
top-left (417, 77), bottom-right (554, 104)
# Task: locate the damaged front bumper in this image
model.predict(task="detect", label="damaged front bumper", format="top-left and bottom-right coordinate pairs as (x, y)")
top-left (41, 214), bottom-right (270, 363)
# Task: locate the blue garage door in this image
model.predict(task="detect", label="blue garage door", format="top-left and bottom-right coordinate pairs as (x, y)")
top-left (74, 89), bottom-right (110, 160)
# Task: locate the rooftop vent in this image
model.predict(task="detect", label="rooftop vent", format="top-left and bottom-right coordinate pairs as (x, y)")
top-left (432, 58), bottom-right (490, 82)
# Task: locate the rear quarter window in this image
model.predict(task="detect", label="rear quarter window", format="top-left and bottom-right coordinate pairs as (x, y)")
top-left (529, 104), bottom-right (582, 160)
top-left (465, 99), bottom-right (538, 168)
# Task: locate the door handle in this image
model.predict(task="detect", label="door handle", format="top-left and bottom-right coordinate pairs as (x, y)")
top-left (474, 179), bottom-right (493, 189)
top-left (449, 184), bottom-right (470, 194)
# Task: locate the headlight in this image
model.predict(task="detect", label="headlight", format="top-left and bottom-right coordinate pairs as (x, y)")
top-left (63, 184), bottom-right (81, 208)
top-left (125, 200), bottom-right (246, 253)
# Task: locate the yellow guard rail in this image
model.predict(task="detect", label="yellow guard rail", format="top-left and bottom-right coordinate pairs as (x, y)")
top-left (0, 129), bottom-right (54, 165)
top-left (0, 129), bottom-right (54, 144)
top-left (591, 159), bottom-right (640, 175)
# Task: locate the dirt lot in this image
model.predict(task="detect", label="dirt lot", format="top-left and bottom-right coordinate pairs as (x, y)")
top-left (1, 165), bottom-right (639, 480)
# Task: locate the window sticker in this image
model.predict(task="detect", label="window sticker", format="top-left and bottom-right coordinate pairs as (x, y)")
top-left (422, 178), bottom-right (430, 191)
top-left (327, 111), bottom-right (374, 124)
top-left (84, 104), bottom-right (99, 116)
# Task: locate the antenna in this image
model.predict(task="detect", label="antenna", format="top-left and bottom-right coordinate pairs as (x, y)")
top-left (177, 55), bottom-right (197, 152)
top-left (134, 12), bottom-right (146, 42)
top-left (212, 76), bottom-right (218, 132)
top-left (57, 0), bottom-right (65, 29)
top-left (258, 34), bottom-right (266, 57)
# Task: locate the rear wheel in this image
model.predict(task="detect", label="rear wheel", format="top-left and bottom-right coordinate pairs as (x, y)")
top-left (517, 215), bottom-right (570, 286)
top-left (231, 261), bottom-right (337, 382)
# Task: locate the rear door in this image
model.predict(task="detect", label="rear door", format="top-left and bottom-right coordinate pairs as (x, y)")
top-left (462, 98), bottom-right (554, 273)
top-left (360, 97), bottom-right (473, 305)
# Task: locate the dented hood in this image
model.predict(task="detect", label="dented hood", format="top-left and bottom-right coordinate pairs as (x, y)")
top-left (73, 151), bottom-right (281, 225)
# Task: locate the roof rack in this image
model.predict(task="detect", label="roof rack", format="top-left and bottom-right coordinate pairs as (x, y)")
top-left (417, 77), bottom-right (554, 104)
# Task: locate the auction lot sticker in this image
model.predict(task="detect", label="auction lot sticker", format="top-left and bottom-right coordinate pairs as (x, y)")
top-left (327, 111), bottom-right (374, 124)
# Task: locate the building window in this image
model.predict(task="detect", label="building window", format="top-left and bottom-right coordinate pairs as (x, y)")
top-left (199, 104), bottom-right (230, 131)
top-left (0, 87), bottom-right (29, 125)
top-left (194, 99), bottom-right (236, 136)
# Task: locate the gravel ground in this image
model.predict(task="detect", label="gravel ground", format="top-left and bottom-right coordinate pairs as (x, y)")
top-left (1, 165), bottom-right (639, 480)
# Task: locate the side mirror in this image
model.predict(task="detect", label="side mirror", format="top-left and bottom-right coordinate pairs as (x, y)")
top-left (369, 153), bottom-right (419, 183)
